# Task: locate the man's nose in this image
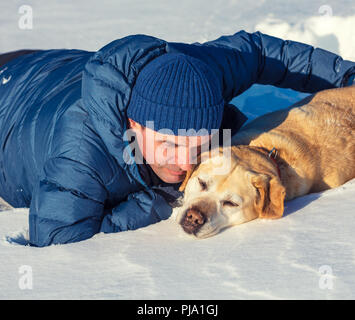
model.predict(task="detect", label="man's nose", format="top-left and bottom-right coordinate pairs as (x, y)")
top-left (174, 147), bottom-right (199, 170)
top-left (177, 163), bottom-right (194, 172)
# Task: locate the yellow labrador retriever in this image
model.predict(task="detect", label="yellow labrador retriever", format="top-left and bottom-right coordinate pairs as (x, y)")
top-left (173, 86), bottom-right (355, 238)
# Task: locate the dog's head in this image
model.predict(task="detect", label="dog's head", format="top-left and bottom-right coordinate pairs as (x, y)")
top-left (173, 146), bottom-right (286, 238)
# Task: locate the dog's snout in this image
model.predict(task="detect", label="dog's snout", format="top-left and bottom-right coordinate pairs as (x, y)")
top-left (181, 208), bottom-right (206, 234)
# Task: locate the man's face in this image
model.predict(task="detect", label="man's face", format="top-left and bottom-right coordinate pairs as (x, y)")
top-left (128, 118), bottom-right (212, 184)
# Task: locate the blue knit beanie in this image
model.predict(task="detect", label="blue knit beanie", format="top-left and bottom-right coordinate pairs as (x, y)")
top-left (127, 53), bottom-right (224, 136)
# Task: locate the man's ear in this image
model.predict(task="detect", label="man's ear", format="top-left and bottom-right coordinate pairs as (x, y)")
top-left (250, 173), bottom-right (286, 219)
top-left (127, 118), bottom-right (143, 130)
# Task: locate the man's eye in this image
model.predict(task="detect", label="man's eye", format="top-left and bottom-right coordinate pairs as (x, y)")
top-left (221, 200), bottom-right (239, 207)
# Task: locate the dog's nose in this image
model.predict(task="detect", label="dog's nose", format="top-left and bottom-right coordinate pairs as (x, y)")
top-left (181, 208), bottom-right (206, 234)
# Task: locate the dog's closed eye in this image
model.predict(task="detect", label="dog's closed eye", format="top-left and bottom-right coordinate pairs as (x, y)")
top-left (198, 178), bottom-right (208, 191)
top-left (221, 200), bottom-right (239, 207)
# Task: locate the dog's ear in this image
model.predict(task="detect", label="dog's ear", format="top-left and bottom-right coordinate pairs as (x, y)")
top-left (250, 173), bottom-right (286, 219)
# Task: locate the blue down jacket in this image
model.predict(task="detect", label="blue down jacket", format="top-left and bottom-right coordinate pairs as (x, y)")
top-left (0, 30), bottom-right (354, 247)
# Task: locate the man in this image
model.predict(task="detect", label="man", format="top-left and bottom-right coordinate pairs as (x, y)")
top-left (0, 30), bottom-right (354, 247)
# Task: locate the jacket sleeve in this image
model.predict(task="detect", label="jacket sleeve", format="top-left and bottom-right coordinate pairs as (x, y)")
top-left (167, 30), bottom-right (355, 100)
top-left (100, 188), bottom-right (174, 233)
top-left (29, 180), bottom-right (172, 246)
top-left (29, 157), bottom-right (181, 246)
top-left (29, 157), bottom-right (107, 247)
top-left (203, 30), bottom-right (355, 94)
top-left (29, 179), bottom-right (175, 247)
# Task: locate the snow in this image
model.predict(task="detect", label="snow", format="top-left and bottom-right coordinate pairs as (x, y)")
top-left (1, 179), bottom-right (355, 299)
top-left (0, 0), bottom-right (354, 299)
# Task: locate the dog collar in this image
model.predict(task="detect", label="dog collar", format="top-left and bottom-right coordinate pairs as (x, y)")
top-left (268, 147), bottom-right (281, 179)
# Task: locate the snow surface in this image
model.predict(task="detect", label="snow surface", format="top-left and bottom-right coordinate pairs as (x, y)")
top-left (0, 0), bottom-right (354, 299)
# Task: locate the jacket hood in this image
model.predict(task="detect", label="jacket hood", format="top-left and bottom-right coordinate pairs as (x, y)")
top-left (82, 35), bottom-right (168, 188)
